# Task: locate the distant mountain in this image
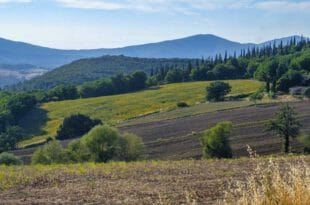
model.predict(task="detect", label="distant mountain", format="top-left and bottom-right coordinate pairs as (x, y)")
top-left (0, 34), bottom-right (304, 69)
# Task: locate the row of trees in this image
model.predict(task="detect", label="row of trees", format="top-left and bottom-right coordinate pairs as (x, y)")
top-left (31, 71), bottom-right (148, 102)
top-left (149, 37), bottom-right (310, 87)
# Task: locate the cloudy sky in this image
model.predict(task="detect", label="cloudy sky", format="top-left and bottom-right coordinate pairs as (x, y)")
top-left (0, 0), bottom-right (309, 49)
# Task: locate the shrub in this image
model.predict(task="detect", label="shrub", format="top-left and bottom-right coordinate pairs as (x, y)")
top-left (206, 81), bottom-right (231, 101)
top-left (0, 152), bottom-right (22, 165)
top-left (83, 125), bottom-right (121, 163)
top-left (303, 87), bottom-right (310, 98)
top-left (298, 134), bottom-right (310, 153)
top-left (177, 102), bottom-right (189, 108)
top-left (32, 125), bottom-right (144, 164)
top-left (82, 125), bottom-right (144, 163)
top-left (116, 133), bottom-right (145, 161)
top-left (64, 139), bottom-right (91, 163)
top-left (0, 126), bottom-right (24, 152)
top-left (56, 114), bottom-right (101, 140)
top-left (31, 140), bottom-right (65, 165)
top-left (249, 88), bottom-right (264, 102)
top-left (201, 121), bottom-right (233, 159)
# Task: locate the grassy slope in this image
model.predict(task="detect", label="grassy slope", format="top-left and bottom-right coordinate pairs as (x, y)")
top-left (0, 156), bottom-right (308, 204)
top-left (19, 80), bottom-right (262, 147)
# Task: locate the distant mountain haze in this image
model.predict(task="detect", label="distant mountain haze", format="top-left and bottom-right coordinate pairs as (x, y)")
top-left (0, 34), bottom-right (304, 69)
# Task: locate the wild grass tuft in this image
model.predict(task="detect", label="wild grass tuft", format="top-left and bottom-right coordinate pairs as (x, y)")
top-left (223, 157), bottom-right (310, 205)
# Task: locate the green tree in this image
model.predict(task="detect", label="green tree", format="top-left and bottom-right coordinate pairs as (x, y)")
top-left (0, 126), bottom-right (24, 152)
top-left (266, 105), bottom-right (301, 153)
top-left (116, 133), bottom-right (144, 161)
top-left (82, 125), bottom-right (144, 163)
top-left (165, 68), bottom-right (184, 83)
top-left (206, 81), bottom-right (231, 101)
top-left (0, 152), bottom-right (22, 165)
top-left (56, 114), bottom-right (101, 140)
top-left (201, 121), bottom-right (233, 159)
top-left (83, 125), bottom-right (122, 162)
top-left (32, 140), bottom-right (65, 165)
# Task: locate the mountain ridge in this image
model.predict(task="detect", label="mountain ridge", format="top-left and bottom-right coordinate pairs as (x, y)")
top-left (0, 34), bottom-right (305, 68)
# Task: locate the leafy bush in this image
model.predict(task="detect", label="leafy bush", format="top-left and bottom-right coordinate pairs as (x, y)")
top-left (303, 87), bottom-right (310, 98)
top-left (47, 85), bottom-right (79, 101)
top-left (56, 114), bottom-right (101, 140)
top-left (206, 81), bottom-right (232, 101)
top-left (33, 125), bottom-right (144, 164)
top-left (276, 69), bottom-right (303, 92)
top-left (201, 121), bottom-right (233, 159)
top-left (83, 125), bottom-right (121, 163)
top-left (32, 140), bottom-right (65, 165)
top-left (177, 102), bottom-right (189, 108)
top-left (0, 152), bottom-right (22, 165)
top-left (64, 139), bottom-right (91, 163)
top-left (116, 133), bottom-right (145, 161)
top-left (298, 134), bottom-right (310, 153)
top-left (0, 126), bottom-right (24, 152)
top-left (249, 87), bottom-right (264, 102)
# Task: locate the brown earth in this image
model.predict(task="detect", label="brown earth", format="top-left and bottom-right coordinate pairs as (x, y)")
top-left (0, 157), bottom-right (309, 205)
top-left (120, 100), bottom-right (310, 159)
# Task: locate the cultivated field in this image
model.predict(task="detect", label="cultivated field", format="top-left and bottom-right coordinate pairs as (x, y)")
top-left (13, 100), bottom-right (309, 164)
top-left (119, 101), bottom-right (310, 159)
top-left (0, 156), bottom-right (309, 204)
top-left (19, 80), bottom-right (262, 147)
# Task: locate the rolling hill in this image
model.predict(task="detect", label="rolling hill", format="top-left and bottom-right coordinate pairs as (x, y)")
top-left (18, 79), bottom-right (263, 147)
top-left (12, 56), bottom-right (195, 90)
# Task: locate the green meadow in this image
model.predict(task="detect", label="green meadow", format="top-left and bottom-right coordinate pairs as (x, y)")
top-left (19, 80), bottom-right (262, 147)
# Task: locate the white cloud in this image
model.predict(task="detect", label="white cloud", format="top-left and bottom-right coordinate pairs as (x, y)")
top-left (255, 1), bottom-right (310, 12)
top-left (0, 0), bottom-right (31, 3)
top-left (53, 0), bottom-right (310, 14)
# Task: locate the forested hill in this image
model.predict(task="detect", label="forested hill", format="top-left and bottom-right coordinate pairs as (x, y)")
top-left (12, 56), bottom-right (195, 90)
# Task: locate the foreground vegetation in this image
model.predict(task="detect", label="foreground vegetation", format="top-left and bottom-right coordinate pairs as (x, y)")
top-left (0, 156), bottom-right (309, 204)
top-left (19, 80), bottom-right (262, 147)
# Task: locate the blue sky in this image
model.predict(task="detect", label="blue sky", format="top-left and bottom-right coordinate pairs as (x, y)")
top-left (0, 0), bottom-right (309, 49)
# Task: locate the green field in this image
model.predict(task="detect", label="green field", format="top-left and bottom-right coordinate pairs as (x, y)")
top-left (19, 80), bottom-right (262, 147)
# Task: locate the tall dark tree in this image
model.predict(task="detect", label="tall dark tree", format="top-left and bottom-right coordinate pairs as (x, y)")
top-left (266, 105), bottom-right (301, 153)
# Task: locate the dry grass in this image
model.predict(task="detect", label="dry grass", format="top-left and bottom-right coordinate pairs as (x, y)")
top-left (224, 157), bottom-right (310, 205)
top-left (1, 156), bottom-right (310, 204)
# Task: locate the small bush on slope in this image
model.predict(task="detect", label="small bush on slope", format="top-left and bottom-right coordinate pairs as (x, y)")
top-left (201, 121), bottom-right (233, 159)
top-left (56, 114), bottom-right (101, 140)
top-left (0, 152), bottom-right (22, 165)
top-left (31, 140), bottom-right (65, 165)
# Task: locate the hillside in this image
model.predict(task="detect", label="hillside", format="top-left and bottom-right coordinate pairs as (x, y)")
top-left (18, 80), bottom-right (262, 147)
top-left (14, 56), bottom-right (195, 90)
